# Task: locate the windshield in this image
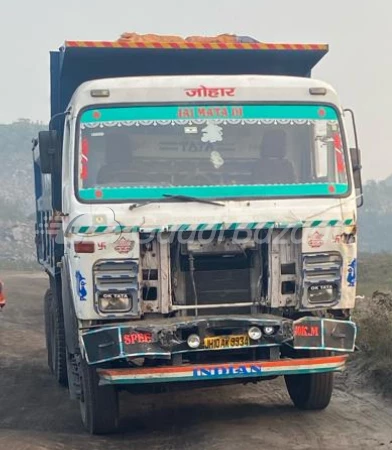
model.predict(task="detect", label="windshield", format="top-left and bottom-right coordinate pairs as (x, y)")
top-left (77, 104), bottom-right (349, 201)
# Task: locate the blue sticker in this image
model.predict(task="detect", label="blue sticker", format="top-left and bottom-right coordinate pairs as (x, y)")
top-left (347, 258), bottom-right (357, 287)
top-left (76, 271), bottom-right (87, 300)
top-left (193, 365), bottom-right (262, 378)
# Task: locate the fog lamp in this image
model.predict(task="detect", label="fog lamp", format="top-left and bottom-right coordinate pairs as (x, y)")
top-left (263, 326), bottom-right (276, 336)
top-left (187, 334), bottom-right (201, 349)
top-left (98, 292), bottom-right (132, 313)
top-left (248, 326), bottom-right (262, 340)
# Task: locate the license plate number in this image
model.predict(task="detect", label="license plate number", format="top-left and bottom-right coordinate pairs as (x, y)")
top-left (204, 334), bottom-right (250, 349)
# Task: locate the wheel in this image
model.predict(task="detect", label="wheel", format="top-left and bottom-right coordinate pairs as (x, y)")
top-left (285, 351), bottom-right (334, 410)
top-left (46, 287), bottom-right (68, 387)
top-left (79, 358), bottom-right (119, 435)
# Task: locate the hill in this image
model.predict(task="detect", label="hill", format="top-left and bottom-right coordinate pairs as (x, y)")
top-left (0, 120), bottom-right (42, 267)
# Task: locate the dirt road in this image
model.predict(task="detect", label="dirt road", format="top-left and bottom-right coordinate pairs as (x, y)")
top-left (0, 271), bottom-right (391, 450)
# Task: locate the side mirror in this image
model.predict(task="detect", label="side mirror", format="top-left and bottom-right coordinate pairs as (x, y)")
top-left (350, 147), bottom-right (362, 172)
top-left (350, 147), bottom-right (364, 207)
top-left (344, 109), bottom-right (363, 208)
top-left (38, 130), bottom-right (58, 174)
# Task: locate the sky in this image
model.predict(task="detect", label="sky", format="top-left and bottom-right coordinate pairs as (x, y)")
top-left (1, 0), bottom-right (391, 180)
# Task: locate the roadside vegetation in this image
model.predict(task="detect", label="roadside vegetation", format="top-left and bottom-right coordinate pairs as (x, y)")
top-left (358, 253), bottom-right (392, 297)
top-left (354, 253), bottom-right (392, 395)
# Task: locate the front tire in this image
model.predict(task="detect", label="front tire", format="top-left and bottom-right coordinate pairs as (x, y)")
top-left (45, 287), bottom-right (68, 387)
top-left (285, 351), bottom-right (334, 410)
top-left (79, 359), bottom-right (119, 435)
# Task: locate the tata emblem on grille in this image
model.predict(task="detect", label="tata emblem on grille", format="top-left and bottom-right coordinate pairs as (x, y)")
top-left (114, 237), bottom-right (135, 254)
top-left (307, 231), bottom-right (324, 248)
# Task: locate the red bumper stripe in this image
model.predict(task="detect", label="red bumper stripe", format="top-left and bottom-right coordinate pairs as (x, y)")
top-left (98, 355), bottom-right (348, 385)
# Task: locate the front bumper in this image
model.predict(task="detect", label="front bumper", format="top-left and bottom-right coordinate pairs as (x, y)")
top-left (81, 315), bottom-right (357, 365)
top-left (98, 355), bottom-right (348, 386)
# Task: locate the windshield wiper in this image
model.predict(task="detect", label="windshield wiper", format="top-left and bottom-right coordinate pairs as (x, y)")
top-left (129, 194), bottom-right (225, 210)
top-left (129, 201), bottom-right (154, 211)
top-left (162, 194), bottom-right (225, 207)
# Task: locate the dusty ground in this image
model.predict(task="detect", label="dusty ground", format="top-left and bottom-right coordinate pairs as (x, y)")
top-left (0, 271), bottom-right (392, 450)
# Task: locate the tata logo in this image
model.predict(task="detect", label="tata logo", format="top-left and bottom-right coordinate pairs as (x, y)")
top-left (193, 365), bottom-right (262, 378)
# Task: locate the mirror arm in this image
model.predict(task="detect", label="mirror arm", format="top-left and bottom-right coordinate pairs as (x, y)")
top-left (49, 109), bottom-right (71, 131)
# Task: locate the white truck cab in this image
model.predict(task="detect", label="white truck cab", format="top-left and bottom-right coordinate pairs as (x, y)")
top-left (33, 36), bottom-right (363, 434)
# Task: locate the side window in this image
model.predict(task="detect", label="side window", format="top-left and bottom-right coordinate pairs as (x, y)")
top-left (61, 120), bottom-right (71, 213)
top-left (80, 130), bottom-right (107, 188)
top-left (312, 121), bottom-right (348, 185)
top-left (313, 122), bottom-right (329, 180)
top-left (329, 122), bottom-right (347, 184)
top-left (291, 126), bottom-right (311, 183)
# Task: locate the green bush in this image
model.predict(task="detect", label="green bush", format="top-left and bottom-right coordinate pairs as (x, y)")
top-left (358, 253), bottom-right (392, 297)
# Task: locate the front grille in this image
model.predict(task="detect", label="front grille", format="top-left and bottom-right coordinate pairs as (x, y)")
top-left (302, 253), bottom-right (342, 307)
top-left (185, 268), bottom-right (252, 311)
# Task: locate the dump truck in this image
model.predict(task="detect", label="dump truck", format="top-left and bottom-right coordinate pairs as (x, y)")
top-left (32, 34), bottom-right (363, 434)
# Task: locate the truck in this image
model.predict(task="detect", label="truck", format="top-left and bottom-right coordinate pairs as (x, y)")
top-left (32, 33), bottom-right (363, 434)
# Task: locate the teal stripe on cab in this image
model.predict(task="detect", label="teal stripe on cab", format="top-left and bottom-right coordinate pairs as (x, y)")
top-left (81, 104), bottom-right (338, 124)
top-left (264, 221), bottom-right (275, 229)
top-left (212, 223), bottom-right (223, 230)
top-left (179, 224), bottom-right (190, 231)
top-left (197, 223), bottom-right (208, 231)
top-left (79, 183), bottom-right (349, 201)
top-left (311, 220), bottom-right (323, 227)
top-left (70, 219), bottom-right (355, 234)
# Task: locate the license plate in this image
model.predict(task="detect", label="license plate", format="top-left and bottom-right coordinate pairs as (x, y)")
top-left (204, 334), bottom-right (250, 349)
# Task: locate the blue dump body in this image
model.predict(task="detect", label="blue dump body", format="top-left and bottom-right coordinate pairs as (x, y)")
top-left (50, 44), bottom-right (328, 131)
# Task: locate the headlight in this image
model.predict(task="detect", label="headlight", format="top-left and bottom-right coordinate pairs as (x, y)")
top-left (187, 334), bottom-right (201, 349)
top-left (308, 284), bottom-right (338, 304)
top-left (98, 292), bottom-right (133, 313)
top-left (248, 326), bottom-right (262, 340)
